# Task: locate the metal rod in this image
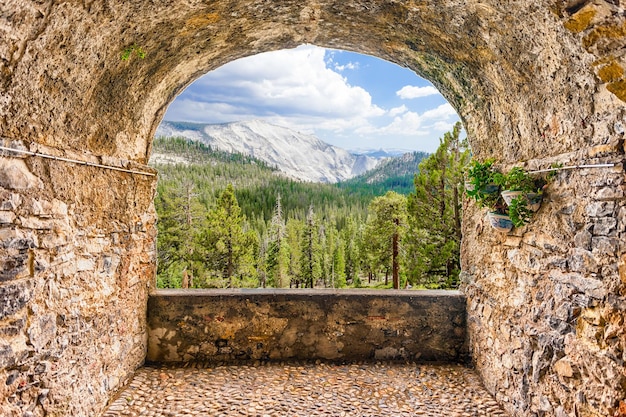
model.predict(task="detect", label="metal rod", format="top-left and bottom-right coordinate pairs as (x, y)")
top-left (529, 163), bottom-right (617, 174)
top-left (0, 145), bottom-right (156, 177)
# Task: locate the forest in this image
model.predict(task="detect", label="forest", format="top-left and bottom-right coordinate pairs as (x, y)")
top-left (152, 122), bottom-right (468, 290)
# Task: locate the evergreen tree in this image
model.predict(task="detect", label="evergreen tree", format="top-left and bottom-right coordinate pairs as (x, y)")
top-left (332, 232), bottom-right (347, 288)
top-left (197, 184), bottom-right (257, 287)
top-left (265, 194), bottom-right (290, 287)
top-left (406, 122), bottom-right (469, 288)
top-left (285, 218), bottom-right (303, 287)
top-left (363, 191), bottom-right (408, 289)
top-left (341, 218), bottom-right (361, 286)
top-left (155, 179), bottom-right (206, 288)
top-left (299, 205), bottom-right (322, 288)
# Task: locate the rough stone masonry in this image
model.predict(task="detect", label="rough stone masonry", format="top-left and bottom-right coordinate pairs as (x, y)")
top-left (0, 1), bottom-right (625, 416)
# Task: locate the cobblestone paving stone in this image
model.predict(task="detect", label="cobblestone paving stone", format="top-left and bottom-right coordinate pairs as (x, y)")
top-left (102, 362), bottom-right (509, 417)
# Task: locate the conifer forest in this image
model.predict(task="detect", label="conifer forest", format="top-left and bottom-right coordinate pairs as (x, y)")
top-left (152, 123), bottom-right (468, 290)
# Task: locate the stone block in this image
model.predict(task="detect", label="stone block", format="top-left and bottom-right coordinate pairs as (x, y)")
top-left (0, 250), bottom-right (30, 282)
top-left (591, 236), bottom-right (619, 256)
top-left (77, 257), bottom-right (96, 272)
top-left (0, 315), bottom-right (26, 337)
top-left (0, 280), bottom-right (33, 319)
top-left (27, 314), bottom-right (57, 352)
top-left (0, 345), bottom-right (15, 368)
top-left (0, 159), bottom-right (42, 190)
top-left (568, 248), bottom-right (598, 273)
top-left (574, 229), bottom-right (592, 250)
top-left (594, 186), bottom-right (624, 200)
top-left (586, 201), bottom-right (615, 217)
top-left (19, 216), bottom-right (56, 230)
top-left (0, 192), bottom-right (22, 210)
top-left (553, 357), bottom-right (574, 378)
top-left (0, 211), bottom-right (16, 224)
top-left (592, 217), bottom-right (617, 236)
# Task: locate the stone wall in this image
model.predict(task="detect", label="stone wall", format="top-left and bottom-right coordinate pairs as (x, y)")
top-left (147, 289), bottom-right (467, 364)
top-left (0, 141), bottom-right (157, 417)
top-left (461, 146), bottom-right (626, 417)
top-left (1, 1), bottom-right (625, 416)
top-left (459, 3), bottom-right (626, 416)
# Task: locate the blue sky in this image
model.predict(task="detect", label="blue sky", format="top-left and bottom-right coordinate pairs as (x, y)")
top-left (163, 45), bottom-right (460, 153)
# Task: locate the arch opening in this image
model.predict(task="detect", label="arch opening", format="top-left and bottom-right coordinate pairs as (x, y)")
top-left (150, 45), bottom-right (466, 291)
top-left (1, 2), bottom-right (625, 417)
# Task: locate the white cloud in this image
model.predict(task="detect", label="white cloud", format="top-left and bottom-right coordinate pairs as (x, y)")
top-left (388, 105), bottom-right (408, 117)
top-left (352, 103), bottom-right (457, 152)
top-left (167, 45), bottom-right (383, 128)
top-left (162, 45), bottom-right (460, 153)
top-left (396, 85), bottom-right (440, 99)
top-left (334, 62), bottom-right (359, 72)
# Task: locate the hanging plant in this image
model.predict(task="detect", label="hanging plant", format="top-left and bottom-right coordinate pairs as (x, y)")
top-left (465, 158), bottom-right (500, 209)
top-left (466, 159), bottom-right (552, 231)
top-left (507, 196), bottom-right (534, 227)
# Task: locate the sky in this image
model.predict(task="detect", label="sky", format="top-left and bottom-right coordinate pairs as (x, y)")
top-left (163, 45), bottom-right (460, 154)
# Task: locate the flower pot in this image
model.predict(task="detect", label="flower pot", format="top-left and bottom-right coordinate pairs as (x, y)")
top-left (501, 190), bottom-right (524, 206)
top-left (487, 212), bottom-right (513, 232)
top-left (482, 183), bottom-right (500, 194)
top-left (526, 192), bottom-right (543, 212)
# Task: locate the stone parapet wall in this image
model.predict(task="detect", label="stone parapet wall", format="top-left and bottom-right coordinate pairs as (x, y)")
top-left (0, 141), bottom-right (157, 417)
top-left (147, 289), bottom-right (468, 364)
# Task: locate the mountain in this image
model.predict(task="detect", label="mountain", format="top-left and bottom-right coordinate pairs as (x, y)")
top-left (349, 148), bottom-right (414, 158)
top-left (155, 120), bottom-right (379, 183)
top-left (336, 151), bottom-right (429, 195)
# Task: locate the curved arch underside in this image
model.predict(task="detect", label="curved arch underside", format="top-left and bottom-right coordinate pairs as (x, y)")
top-left (0, 1), bottom-right (625, 417)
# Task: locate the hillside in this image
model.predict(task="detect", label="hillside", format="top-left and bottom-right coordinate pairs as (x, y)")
top-left (149, 137), bottom-right (372, 230)
top-left (337, 151), bottom-right (429, 195)
top-left (156, 120), bottom-right (379, 183)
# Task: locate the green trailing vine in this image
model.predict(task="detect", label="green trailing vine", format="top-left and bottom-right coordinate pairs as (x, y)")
top-left (507, 196), bottom-right (533, 227)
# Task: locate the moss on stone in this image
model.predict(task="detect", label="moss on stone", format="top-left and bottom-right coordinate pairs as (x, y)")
top-left (563, 8), bottom-right (596, 34)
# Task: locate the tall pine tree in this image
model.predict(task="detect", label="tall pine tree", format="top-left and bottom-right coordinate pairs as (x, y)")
top-left (363, 191), bottom-right (408, 289)
top-left (197, 184), bottom-right (257, 287)
top-left (406, 122), bottom-right (469, 288)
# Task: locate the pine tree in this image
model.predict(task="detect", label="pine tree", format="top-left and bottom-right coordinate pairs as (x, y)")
top-left (299, 205), bottom-right (321, 288)
top-left (332, 232), bottom-right (347, 288)
top-left (341, 218), bottom-right (361, 286)
top-left (155, 179), bottom-right (206, 288)
top-left (198, 184), bottom-right (257, 287)
top-left (285, 218), bottom-right (303, 287)
top-left (406, 122), bottom-right (469, 288)
top-left (363, 191), bottom-right (408, 289)
top-left (265, 194), bottom-right (290, 288)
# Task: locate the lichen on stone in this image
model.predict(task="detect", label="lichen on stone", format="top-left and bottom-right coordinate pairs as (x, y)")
top-left (598, 60), bottom-right (624, 83)
top-left (563, 8), bottom-right (597, 34)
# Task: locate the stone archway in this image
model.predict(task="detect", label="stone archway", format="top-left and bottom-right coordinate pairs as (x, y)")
top-left (1, 1), bottom-right (624, 416)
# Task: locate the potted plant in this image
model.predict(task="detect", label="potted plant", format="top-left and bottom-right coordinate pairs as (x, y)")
top-left (495, 167), bottom-right (537, 204)
top-left (465, 158), bottom-right (500, 209)
top-left (486, 201), bottom-right (514, 232)
top-left (497, 166), bottom-right (545, 213)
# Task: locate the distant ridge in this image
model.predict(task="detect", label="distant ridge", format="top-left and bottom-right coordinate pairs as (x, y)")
top-left (155, 120), bottom-right (380, 183)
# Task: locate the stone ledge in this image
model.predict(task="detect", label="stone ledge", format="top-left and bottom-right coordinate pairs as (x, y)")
top-left (147, 289), bottom-right (467, 364)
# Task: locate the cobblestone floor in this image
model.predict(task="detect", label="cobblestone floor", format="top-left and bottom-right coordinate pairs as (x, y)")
top-left (103, 362), bottom-right (508, 417)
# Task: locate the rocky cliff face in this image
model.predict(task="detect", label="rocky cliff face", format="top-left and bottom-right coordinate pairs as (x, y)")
top-left (155, 120), bottom-right (379, 183)
top-left (0, 1), bottom-right (624, 416)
